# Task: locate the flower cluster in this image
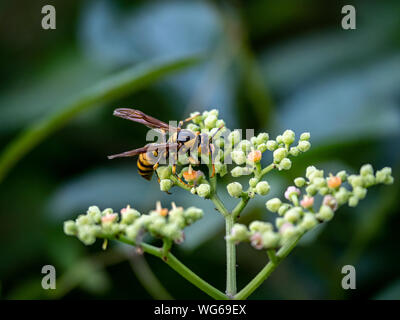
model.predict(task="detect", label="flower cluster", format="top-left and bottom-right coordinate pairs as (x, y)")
top-left (64, 202), bottom-right (203, 246)
top-left (228, 164), bottom-right (394, 250)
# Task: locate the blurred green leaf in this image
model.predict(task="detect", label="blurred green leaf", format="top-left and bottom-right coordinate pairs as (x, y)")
top-left (374, 279), bottom-right (400, 300)
top-left (0, 56), bottom-right (200, 183)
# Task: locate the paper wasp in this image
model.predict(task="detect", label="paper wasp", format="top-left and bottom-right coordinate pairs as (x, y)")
top-left (107, 108), bottom-right (223, 186)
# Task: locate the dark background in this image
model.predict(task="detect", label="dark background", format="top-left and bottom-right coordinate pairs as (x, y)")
top-left (0, 0), bottom-right (399, 299)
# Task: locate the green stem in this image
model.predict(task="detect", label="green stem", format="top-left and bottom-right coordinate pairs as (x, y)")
top-left (225, 214), bottom-right (237, 297)
top-left (117, 236), bottom-right (227, 300)
top-left (210, 194), bottom-right (229, 217)
top-left (235, 233), bottom-right (303, 300)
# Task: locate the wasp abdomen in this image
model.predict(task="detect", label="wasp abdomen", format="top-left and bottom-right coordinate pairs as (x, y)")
top-left (137, 153), bottom-right (154, 180)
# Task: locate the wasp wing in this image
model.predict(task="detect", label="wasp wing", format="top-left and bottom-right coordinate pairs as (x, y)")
top-left (113, 108), bottom-right (174, 131)
top-left (107, 143), bottom-right (178, 159)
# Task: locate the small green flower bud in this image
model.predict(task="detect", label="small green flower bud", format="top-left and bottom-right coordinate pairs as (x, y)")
top-left (76, 215), bottom-right (92, 226)
top-left (227, 182), bottom-right (243, 198)
top-left (216, 119), bottom-right (225, 128)
top-left (228, 130), bottom-right (241, 145)
top-left (160, 179), bottom-right (174, 192)
top-left (276, 217), bottom-right (285, 228)
top-left (348, 175), bottom-right (363, 188)
top-left (157, 166), bottom-right (172, 179)
top-left (273, 147), bottom-right (288, 163)
top-left (316, 205), bottom-right (334, 221)
top-left (162, 223), bottom-right (182, 241)
top-left (64, 220), bottom-right (78, 236)
top-left (229, 224), bottom-right (250, 242)
top-left (190, 112), bottom-right (201, 124)
top-left (348, 196), bottom-right (359, 207)
top-left (255, 181), bottom-right (270, 196)
top-left (231, 166), bottom-right (243, 177)
top-left (376, 167), bottom-right (393, 184)
top-left (294, 177), bottom-right (306, 188)
top-left (280, 222), bottom-right (296, 239)
top-left (289, 147), bottom-right (300, 156)
top-left (360, 164), bottom-right (373, 176)
top-left (204, 114), bottom-right (217, 129)
top-left (266, 140), bottom-right (278, 151)
top-left (298, 140), bottom-right (311, 152)
top-left (256, 133), bottom-right (269, 145)
top-left (238, 140), bottom-right (252, 153)
top-left (300, 132), bottom-right (311, 141)
top-left (102, 208), bottom-right (113, 216)
top-left (261, 232), bottom-right (280, 249)
top-left (257, 143), bottom-right (268, 153)
top-left (319, 187), bottom-right (329, 195)
top-left (78, 225), bottom-right (97, 245)
top-left (121, 208), bottom-right (140, 225)
top-left (266, 198), bottom-right (282, 212)
top-left (362, 174), bottom-right (375, 187)
top-left (87, 206), bottom-right (102, 223)
top-left (125, 224), bottom-right (140, 240)
top-left (335, 187), bottom-right (350, 205)
top-left (187, 123), bottom-right (200, 132)
top-left (184, 207), bottom-right (204, 224)
top-left (249, 221), bottom-right (273, 233)
top-left (300, 213), bottom-right (318, 231)
top-left (306, 184), bottom-right (318, 196)
top-left (312, 177), bottom-right (326, 188)
top-left (306, 166), bottom-right (317, 178)
top-left (279, 158), bottom-right (292, 170)
top-left (249, 178), bottom-right (258, 188)
top-left (353, 186), bottom-right (367, 199)
top-left (215, 163), bottom-right (227, 177)
top-left (284, 207), bottom-right (302, 223)
top-left (276, 135), bottom-right (283, 144)
top-left (336, 170), bottom-right (347, 182)
top-left (282, 130), bottom-right (295, 145)
top-left (308, 169), bottom-right (324, 182)
top-left (209, 109), bottom-right (219, 117)
top-left (231, 150), bottom-right (247, 165)
top-left (278, 203), bottom-right (290, 216)
top-left (197, 184), bottom-right (211, 198)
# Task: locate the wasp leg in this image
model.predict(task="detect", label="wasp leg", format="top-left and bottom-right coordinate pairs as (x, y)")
top-left (178, 114), bottom-right (200, 129)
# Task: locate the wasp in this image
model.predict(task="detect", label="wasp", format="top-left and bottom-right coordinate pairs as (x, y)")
top-left (107, 108), bottom-right (223, 186)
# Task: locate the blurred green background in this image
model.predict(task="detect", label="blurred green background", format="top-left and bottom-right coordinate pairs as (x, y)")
top-left (0, 0), bottom-right (399, 300)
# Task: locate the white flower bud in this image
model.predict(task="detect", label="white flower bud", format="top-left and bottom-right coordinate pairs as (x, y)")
top-left (316, 205), bottom-right (334, 221)
top-left (77, 225), bottom-right (97, 245)
top-left (184, 207), bottom-right (204, 224)
top-left (196, 184), bottom-right (211, 198)
top-left (294, 177), bottom-right (306, 187)
top-left (231, 150), bottom-right (247, 165)
top-left (162, 223), bottom-right (182, 241)
top-left (255, 181), bottom-right (270, 196)
top-left (160, 179), bottom-right (174, 192)
top-left (276, 135), bottom-right (283, 144)
top-left (227, 182), bottom-right (243, 198)
top-left (276, 217), bottom-right (285, 228)
top-left (298, 140), bottom-right (311, 152)
top-left (76, 215), bottom-right (93, 226)
top-left (348, 175), bottom-right (363, 188)
top-left (306, 184), bottom-right (318, 196)
top-left (313, 177), bottom-right (326, 188)
top-left (231, 166), bottom-right (243, 177)
top-left (215, 163), bottom-right (227, 177)
top-left (282, 130), bottom-right (295, 145)
top-left (216, 119), bottom-right (225, 128)
top-left (279, 158), bottom-right (292, 170)
top-left (190, 187), bottom-right (197, 194)
top-left (121, 208), bottom-right (140, 225)
top-left (266, 140), bottom-right (278, 151)
top-left (336, 170), bottom-right (347, 182)
top-left (273, 147), bottom-right (287, 163)
top-left (266, 198), bottom-right (282, 212)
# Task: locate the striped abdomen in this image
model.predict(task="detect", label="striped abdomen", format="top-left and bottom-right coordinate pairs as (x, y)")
top-left (137, 152), bottom-right (155, 180)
